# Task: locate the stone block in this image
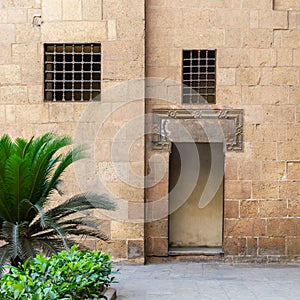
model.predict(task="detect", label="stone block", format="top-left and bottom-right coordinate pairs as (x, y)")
top-left (217, 86), bottom-right (242, 105)
top-left (290, 86), bottom-right (300, 104)
top-left (148, 7), bottom-right (179, 28)
top-left (127, 201), bottom-right (144, 221)
top-left (249, 49), bottom-right (276, 67)
top-left (128, 240), bottom-right (144, 259)
top-left (217, 68), bottom-right (235, 85)
top-left (0, 45), bottom-right (11, 64)
top-left (242, 29), bottom-right (273, 48)
top-left (21, 63), bottom-right (43, 85)
top-left (0, 86), bottom-right (28, 104)
top-left (0, 65), bottom-right (21, 84)
top-left (275, 30), bottom-right (300, 48)
top-left (41, 21), bottom-right (107, 42)
top-left (224, 29), bottom-right (242, 47)
top-left (12, 43), bottom-right (38, 64)
top-left (15, 104), bottom-right (48, 123)
top-left (261, 161), bottom-right (285, 181)
top-left (243, 125), bottom-right (256, 143)
top-left (146, 219), bottom-right (168, 238)
top-left (3, 0), bottom-right (35, 7)
top-left (225, 158), bottom-right (238, 180)
top-left (249, 10), bottom-right (259, 28)
top-left (272, 67), bottom-right (299, 85)
top-left (244, 106), bottom-right (264, 125)
top-left (49, 103), bottom-right (74, 122)
top-left (287, 237), bottom-right (300, 256)
top-left (218, 49), bottom-right (250, 68)
top-left (278, 142), bottom-right (300, 161)
top-left (288, 200), bottom-right (300, 217)
top-left (274, 0), bottom-right (300, 10)
top-left (260, 68), bottom-right (273, 85)
top-left (259, 237), bottom-right (286, 255)
top-left (252, 181), bottom-right (278, 199)
top-left (240, 200), bottom-right (259, 218)
top-left (0, 24), bottom-right (15, 43)
top-left (236, 68), bottom-right (261, 85)
top-left (82, 0), bottom-right (102, 20)
top-left (224, 218), bottom-right (266, 237)
top-left (263, 105), bottom-right (295, 123)
top-left (287, 125), bottom-right (300, 142)
top-left (103, 0), bottom-right (144, 19)
top-left (251, 142), bottom-right (277, 161)
top-left (42, 0), bottom-right (62, 21)
top-left (280, 182), bottom-right (300, 199)
top-left (6, 8), bottom-right (27, 23)
top-left (225, 181), bottom-right (251, 200)
top-left (237, 160), bottom-right (261, 181)
top-left (259, 10), bottom-right (288, 29)
top-left (260, 200), bottom-right (288, 218)
top-left (277, 49), bottom-right (293, 67)
top-left (5, 105), bottom-right (16, 123)
top-left (242, 86), bottom-right (288, 105)
top-left (111, 221), bottom-right (144, 239)
top-left (97, 240), bottom-right (128, 259)
top-left (293, 48), bottom-right (300, 66)
top-left (212, 9), bottom-right (249, 28)
top-left (224, 200), bottom-right (239, 219)
top-left (147, 237), bottom-right (168, 256)
top-left (16, 24), bottom-right (41, 43)
top-left (242, 0), bottom-right (273, 9)
top-left (0, 105), bottom-right (5, 123)
top-left (62, 0), bottom-right (82, 20)
top-left (267, 218), bottom-right (299, 237)
top-left (175, 29), bottom-right (225, 48)
top-left (107, 19), bottom-right (117, 41)
top-left (253, 124), bottom-right (287, 142)
top-left (246, 237), bottom-right (258, 255)
top-left (287, 162), bottom-right (300, 180)
top-left (175, 0), bottom-right (234, 8)
top-left (107, 182), bottom-right (144, 201)
top-left (103, 59), bottom-right (144, 80)
top-left (223, 237), bottom-right (246, 255)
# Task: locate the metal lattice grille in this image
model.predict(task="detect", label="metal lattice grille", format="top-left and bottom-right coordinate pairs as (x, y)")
top-left (182, 49), bottom-right (216, 104)
top-left (44, 43), bottom-right (101, 101)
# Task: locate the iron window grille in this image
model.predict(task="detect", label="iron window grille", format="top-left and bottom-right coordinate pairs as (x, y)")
top-left (44, 43), bottom-right (101, 101)
top-left (182, 49), bottom-right (216, 104)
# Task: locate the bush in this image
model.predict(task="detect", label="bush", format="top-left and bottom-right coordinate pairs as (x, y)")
top-left (0, 245), bottom-right (116, 300)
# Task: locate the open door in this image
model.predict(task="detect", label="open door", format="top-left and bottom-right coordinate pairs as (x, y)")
top-left (169, 143), bottom-right (224, 252)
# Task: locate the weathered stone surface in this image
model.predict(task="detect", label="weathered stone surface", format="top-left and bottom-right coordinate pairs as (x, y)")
top-left (259, 237), bottom-right (286, 255)
top-left (260, 200), bottom-right (288, 218)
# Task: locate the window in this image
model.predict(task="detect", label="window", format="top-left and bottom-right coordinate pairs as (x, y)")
top-left (44, 43), bottom-right (101, 101)
top-left (182, 49), bottom-right (216, 104)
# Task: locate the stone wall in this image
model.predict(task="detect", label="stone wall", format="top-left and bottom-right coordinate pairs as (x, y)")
top-left (145, 0), bottom-right (300, 261)
top-left (0, 0), bottom-right (145, 262)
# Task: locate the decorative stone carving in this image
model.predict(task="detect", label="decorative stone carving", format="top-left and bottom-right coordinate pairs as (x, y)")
top-left (152, 109), bottom-right (244, 152)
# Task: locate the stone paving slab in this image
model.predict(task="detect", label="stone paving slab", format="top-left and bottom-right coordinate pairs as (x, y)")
top-left (112, 262), bottom-right (300, 299)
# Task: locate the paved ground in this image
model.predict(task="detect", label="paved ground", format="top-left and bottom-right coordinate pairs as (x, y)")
top-left (112, 262), bottom-right (300, 299)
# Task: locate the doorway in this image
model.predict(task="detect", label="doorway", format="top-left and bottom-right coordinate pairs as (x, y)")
top-left (169, 143), bottom-right (224, 252)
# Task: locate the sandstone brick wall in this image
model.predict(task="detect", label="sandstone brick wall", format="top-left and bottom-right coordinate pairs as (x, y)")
top-left (0, 0), bottom-right (145, 262)
top-left (146, 0), bottom-right (300, 261)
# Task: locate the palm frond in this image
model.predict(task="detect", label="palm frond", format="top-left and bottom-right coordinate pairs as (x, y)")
top-left (0, 245), bottom-right (11, 275)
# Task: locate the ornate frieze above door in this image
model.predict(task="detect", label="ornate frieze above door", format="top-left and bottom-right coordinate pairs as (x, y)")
top-left (152, 109), bottom-right (244, 152)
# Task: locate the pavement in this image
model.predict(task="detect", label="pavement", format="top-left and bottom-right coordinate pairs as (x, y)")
top-left (112, 262), bottom-right (300, 299)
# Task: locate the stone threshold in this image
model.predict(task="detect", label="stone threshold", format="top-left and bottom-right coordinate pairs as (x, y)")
top-left (168, 247), bottom-right (224, 256)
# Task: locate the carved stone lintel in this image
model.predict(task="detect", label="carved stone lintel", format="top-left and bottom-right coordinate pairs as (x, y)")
top-left (152, 109), bottom-right (244, 152)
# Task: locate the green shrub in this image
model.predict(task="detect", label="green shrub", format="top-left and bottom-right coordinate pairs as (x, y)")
top-left (0, 245), bottom-right (116, 300)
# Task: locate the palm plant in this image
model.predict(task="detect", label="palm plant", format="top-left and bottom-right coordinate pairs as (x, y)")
top-left (0, 133), bottom-right (115, 272)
